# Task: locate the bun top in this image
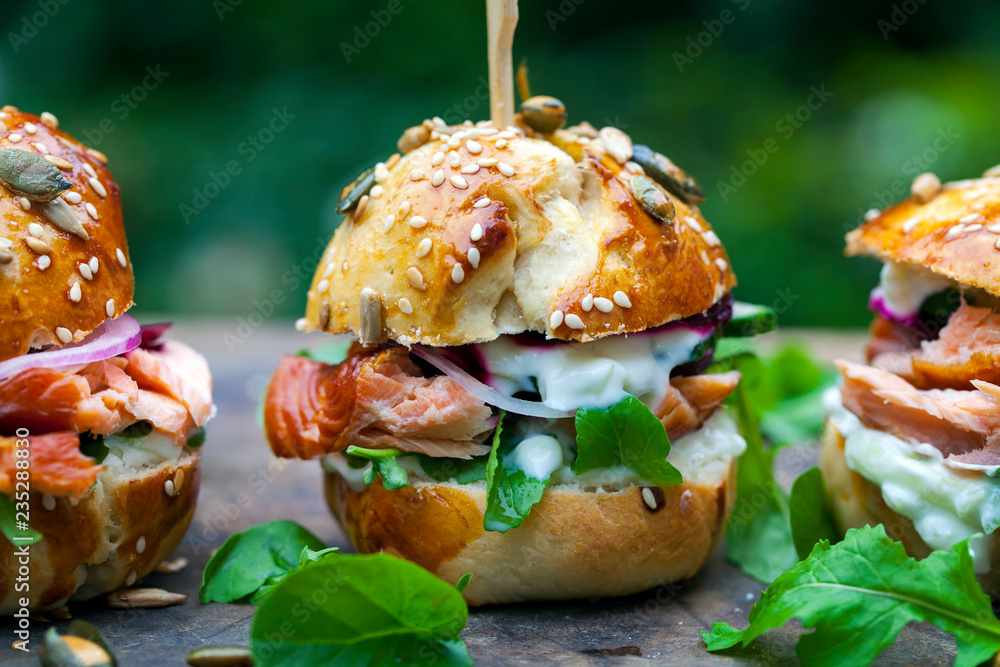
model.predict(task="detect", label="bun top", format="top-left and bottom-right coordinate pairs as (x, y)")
top-left (846, 172), bottom-right (1000, 297)
top-left (0, 106), bottom-right (134, 362)
top-left (304, 115), bottom-right (736, 346)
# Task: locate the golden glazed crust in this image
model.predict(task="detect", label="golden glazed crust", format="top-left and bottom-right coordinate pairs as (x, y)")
top-left (305, 123), bottom-right (735, 345)
top-left (0, 105), bottom-right (134, 362)
top-left (0, 450), bottom-right (199, 613)
top-left (324, 458), bottom-right (736, 605)
top-left (846, 177), bottom-right (1000, 297)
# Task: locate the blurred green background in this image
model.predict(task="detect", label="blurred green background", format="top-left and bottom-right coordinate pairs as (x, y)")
top-left (2, 0), bottom-right (998, 327)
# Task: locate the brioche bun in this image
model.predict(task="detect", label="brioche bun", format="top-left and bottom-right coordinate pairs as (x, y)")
top-left (0, 105), bottom-right (134, 363)
top-left (324, 453), bottom-right (736, 605)
top-left (305, 121), bottom-right (735, 346)
top-left (846, 176), bottom-right (1000, 298)
top-left (0, 449), bottom-right (199, 613)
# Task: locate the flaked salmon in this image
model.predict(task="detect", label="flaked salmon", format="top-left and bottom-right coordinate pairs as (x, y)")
top-left (656, 371), bottom-right (741, 441)
top-left (911, 303), bottom-right (1000, 389)
top-left (0, 432), bottom-right (104, 502)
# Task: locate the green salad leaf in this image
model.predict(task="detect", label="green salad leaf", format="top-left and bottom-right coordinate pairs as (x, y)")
top-left (345, 446), bottom-right (409, 491)
top-left (0, 494), bottom-right (41, 545)
top-left (418, 454), bottom-right (489, 484)
top-left (572, 395), bottom-right (681, 486)
top-left (297, 340), bottom-right (350, 365)
top-left (200, 520), bottom-right (326, 603)
top-left (483, 413), bottom-right (550, 533)
top-left (250, 551), bottom-right (472, 666)
top-left (703, 525), bottom-right (1000, 667)
top-left (788, 467), bottom-right (840, 560)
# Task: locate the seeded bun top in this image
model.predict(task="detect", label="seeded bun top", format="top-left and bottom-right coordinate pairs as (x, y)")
top-left (0, 106), bottom-right (134, 362)
top-left (846, 172), bottom-right (1000, 297)
top-left (304, 115), bottom-right (735, 346)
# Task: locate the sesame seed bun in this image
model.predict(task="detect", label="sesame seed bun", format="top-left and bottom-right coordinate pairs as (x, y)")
top-left (846, 175), bottom-right (1000, 296)
top-left (0, 449), bottom-right (199, 613)
top-left (0, 105), bottom-right (134, 363)
top-left (305, 120), bottom-right (735, 346)
top-left (324, 453), bottom-right (736, 605)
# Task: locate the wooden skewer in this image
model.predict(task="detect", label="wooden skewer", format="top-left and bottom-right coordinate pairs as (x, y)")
top-left (487, 0), bottom-right (518, 128)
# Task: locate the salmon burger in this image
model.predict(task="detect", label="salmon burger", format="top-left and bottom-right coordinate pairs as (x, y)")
top-left (0, 106), bottom-right (213, 613)
top-left (822, 167), bottom-right (1000, 589)
top-left (264, 105), bottom-right (776, 604)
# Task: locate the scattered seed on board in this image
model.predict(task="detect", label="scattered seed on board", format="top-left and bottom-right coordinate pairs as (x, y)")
top-left (155, 557), bottom-right (189, 574)
top-left (107, 588), bottom-right (187, 609)
top-left (185, 646), bottom-right (254, 667)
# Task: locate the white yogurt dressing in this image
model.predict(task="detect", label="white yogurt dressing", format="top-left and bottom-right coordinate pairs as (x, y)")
top-left (871, 261), bottom-right (953, 320)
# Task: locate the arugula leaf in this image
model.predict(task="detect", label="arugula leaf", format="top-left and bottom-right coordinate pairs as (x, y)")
top-left (250, 551), bottom-right (472, 667)
top-left (573, 395), bottom-right (681, 486)
top-left (297, 340), bottom-right (350, 365)
top-left (418, 454), bottom-right (489, 484)
top-left (455, 573), bottom-right (472, 593)
top-left (484, 413), bottom-right (550, 533)
top-left (703, 525), bottom-right (1000, 667)
top-left (0, 494), bottom-right (41, 545)
top-left (345, 446), bottom-right (409, 491)
top-left (200, 520), bottom-right (326, 604)
top-left (789, 467), bottom-right (840, 560)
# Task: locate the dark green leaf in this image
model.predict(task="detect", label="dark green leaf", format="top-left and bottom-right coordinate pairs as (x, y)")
top-left (79, 433), bottom-right (110, 464)
top-left (789, 467), bottom-right (840, 560)
top-left (572, 395), bottom-right (681, 486)
top-left (250, 552), bottom-right (471, 667)
top-left (200, 520), bottom-right (325, 604)
top-left (484, 413), bottom-right (550, 533)
top-left (0, 494), bottom-right (41, 545)
top-left (297, 340), bottom-right (350, 365)
top-left (345, 446), bottom-right (409, 491)
top-left (455, 573), bottom-right (472, 593)
top-left (186, 426), bottom-right (207, 449)
top-left (704, 525), bottom-right (1000, 667)
top-left (417, 454), bottom-right (489, 484)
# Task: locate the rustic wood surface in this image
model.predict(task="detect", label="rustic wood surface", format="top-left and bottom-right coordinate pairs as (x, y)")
top-left (1, 323), bottom-right (960, 666)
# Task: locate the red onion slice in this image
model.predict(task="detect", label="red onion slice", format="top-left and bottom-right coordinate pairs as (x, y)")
top-left (411, 344), bottom-right (572, 419)
top-left (0, 314), bottom-right (142, 382)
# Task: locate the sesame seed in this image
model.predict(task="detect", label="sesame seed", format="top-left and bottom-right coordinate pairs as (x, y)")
top-left (18, 197), bottom-right (30, 210)
top-left (495, 139), bottom-right (508, 148)
top-left (450, 175), bottom-right (468, 189)
top-left (369, 184), bottom-right (384, 198)
top-left (409, 215), bottom-right (428, 229)
top-left (23, 123), bottom-right (36, 135)
top-left (965, 224), bottom-right (983, 233)
top-left (294, 318), bottom-right (307, 332)
top-left (398, 298), bottom-right (413, 315)
top-left (55, 327), bottom-right (72, 344)
top-left (164, 480), bottom-right (175, 497)
top-left (549, 310), bottom-right (564, 329)
top-left (565, 314), bottom-right (585, 329)
top-left (28, 223), bottom-right (43, 238)
top-left (466, 140), bottom-right (483, 154)
top-left (8, 133), bottom-right (22, 143)
top-left (383, 215), bottom-right (395, 233)
top-left (409, 169), bottom-right (425, 181)
top-left (431, 169), bottom-right (445, 186)
top-left (461, 164), bottom-right (480, 174)
top-left (374, 163), bottom-right (389, 183)
top-left (137, 536), bottom-right (146, 554)
top-left (581, 294), bottom-right (594, 312)
top-left (642, 487), bottom-right (658, 510)
top-left (702, 230), bottom-right (721, 247)
top-left (478, 157), bottom-right (498, 167)
top-left (24, 237), bottom-right (49, 254)
top-left (354, 194), bottom-right (369, 220)
top-left (87, 148), bottom-right (108, 164)
top-left (864, 208), bottom-right (881, 222)
top-left (959, 213), bottom-right (985, 225)
top-left (613, 291), bottom-right (632, 308)
top-left (399, 201), bottom-right (411, 217)
top-left (69, 282), bottom-right (82, 302)
top-left (988, 224), bottom-right (1000, 234)
top-left (431, 151), bottom-right (445, 166)
top-left (81, 162), bottom-right (96, 178)
top-left (40, 112), bottom-right (58, 128)
top-left (995, 238), bottom-right (1000, 250)
top-left (89, 256), bottom-right (99, 273)
top-left (594, 297), bottom-right (614, 313)
top-left (416, 238), bottom-right (432, 257)
top-left (64, 191), bottom-right (82, 204)
top-left (125, 570), bottom-right (137, 587)
top-left (945, 224), bottom-right (965, 238)
top-left (79, 263), bottom-right (93, 281)
top-left (406, 266), bottom-right (427, 291)
top-left (902, 218), bottom-right (920, 234)
top-left (451, 264), bottom-right (465, 283)
top-left (116, 248), bottom-right (127, 267)
top-left (323, 263), bottom-right (335, 278)
top-left (911, 172), bottom-right (941, 203)
top-left (106, 298), bottom-right (115, 316)
top-left (715, 258), bottom-right (729, 271)
top-left (37, 255), bottom-right (50, 270)
top-left (473, 197), bottom-right (491, 208)
top-left (470, 223), bottom-right (484, 242)
top-left (42, 494), bottom-right (56, 510)
top-left (499, 131), bottom-right (517, 139)
top-left (497, 162), bottom-right (515, 177)
top-left (45, 155), bottom-right (72, 171)
top-left (447, 137), bottom-right (460, 149)
top-left (684, 216), bottom-right (703, 233)
top-left (316, 279), bottom-right (329, 292)
top-left (89, 177), bottom-right (107, 198)
top-left (467, 247), bottom-right (481, 268)
top-left (448, 151), bottom-right (461, 168)
top-left (33, 142), bottom-right (49, 154)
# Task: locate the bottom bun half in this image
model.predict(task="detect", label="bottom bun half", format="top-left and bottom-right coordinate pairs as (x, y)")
top-left (325, 457), bottom-right (736, 605)
top-left (0, 450), bottom-right (200, 614)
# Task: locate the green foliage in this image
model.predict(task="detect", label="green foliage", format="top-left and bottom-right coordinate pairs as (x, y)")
top-left (483, 413), bottom-right (549, 533)
top-left (0, 494), bottom-right (41, 546)
top-left (789, 467), bottom-right (840, 560)
top-left (345, 446), bottom-right (409, 491)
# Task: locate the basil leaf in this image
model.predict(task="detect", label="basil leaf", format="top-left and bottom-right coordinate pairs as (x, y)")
top-left (200, 520), bottom-right (326, 604)
top-left (789, 467), bottom-right (840, 560)
top-left (250, 552), bottom-right (472, 667)
top-left (0, 494), bottom-right (41, 545)
top-left (186, 426), bottom-right (207, 449)
top-left (345, 446), bottom-right (409, 491)
top-left (417, 454), bottom-right (489, 484)
top-left (703, 525), bottom-right (1000, 667)
top-left (483, 413), bottom-right (550, 533)
top-left (573, 395), bottom-right (681, 486)
top-left (297, 340), bottom-right (350, 365)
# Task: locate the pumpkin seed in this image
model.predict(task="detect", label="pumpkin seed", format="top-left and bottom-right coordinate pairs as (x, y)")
top-left (630, 175), bottom-right (675, 225)
top-left (41, 627), bottom-right (113, 667)
top-left (397, 123), bottom-right (431, 153)
top-left (106, 587), bottom-right (186, 609)
top-left (185, 646), bottom-right (253, 667)
top-left (336, 166), bottom-right (375, 215)
top-left (599, 127), bottom-right (633, 164)
top-left (519, 96), bottom-right (567, 134)
top-left (631, 144), bottom-right (705, 205)
top-left (65, 621), bottom-right (118, 667)
top-left (37, 198), bottom-right (90, 240)
top-left (0, 148), bottom-right (72, 202)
